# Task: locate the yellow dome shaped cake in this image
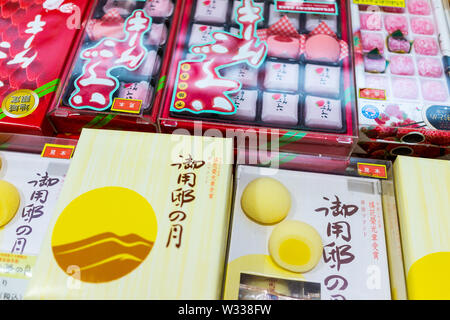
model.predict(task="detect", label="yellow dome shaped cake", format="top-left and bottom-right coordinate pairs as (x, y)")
top-left (269, 220), bottom-right (323, 273)
top-left (0, 180), bottom-right (21, 227)
top-left (240, 177), bottom-right (291, 225)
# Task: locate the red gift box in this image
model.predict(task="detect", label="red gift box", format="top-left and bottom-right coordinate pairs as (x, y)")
top-left (158, 0), bottom-right (358, 158)
top-left (48, 0), bottom-right (183, 135)
top-left (0, 0), bottom-right (96, 135)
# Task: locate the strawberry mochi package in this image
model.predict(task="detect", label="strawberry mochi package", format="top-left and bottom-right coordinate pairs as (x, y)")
top-left (48, 0), bottom-right (181, 134)
top-left (0, 0), bottom-right (96, 135)
top-left (159, 0), bottom-right (358, 158)
top-left (351, 0), bottom-right (450, 157)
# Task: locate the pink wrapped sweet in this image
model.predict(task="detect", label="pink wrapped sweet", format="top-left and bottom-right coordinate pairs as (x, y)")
top-left (136, 50), bottom-right (161, 76)
top-left (361, 32), bottom-right (384, 53)
top-left (417, 57), bottom-right (443, 77)
top-left (390, 55), bottom-right (415, 75)
top-left (144, 0), bottom-right (174, 18)
top-left (268, 35), bottom-right (300, 60)
top-left (103, 0), bottom-right (135, 16)
top-left (407, 0), bottom-right (431, 15)
top-left (118, 81), bottom-right (151, 109)
top-left (392, 77), bottom-right (419, 100)
top-left (421, 80), bottom-right (448, 101)
top-left (365, 75), bottom-right (388, 90)
top-left (414, 37), bottom-right (439, 55)
top-left (146, 23), bottom-right (168, 46)
top-left (411, 17), bottom-right (434, 35)
top-left (364, 55), bottom-right (387, 73)
top-left (360, 12), bottom-right (382, 31)
top-left (384, 15), bottom-right (409, 35)
top-left (388, 36), bottom-right (411, 53)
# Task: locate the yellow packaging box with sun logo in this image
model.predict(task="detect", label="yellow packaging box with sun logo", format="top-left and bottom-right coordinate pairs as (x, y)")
top-left (224, 165), bottom-right (392, 300)
top-left (24, 129), bottom-right (234, 300)
top-left (393, 156), bottom-right (450, 300)
top-left (0, 151), bottom-right (70, 300)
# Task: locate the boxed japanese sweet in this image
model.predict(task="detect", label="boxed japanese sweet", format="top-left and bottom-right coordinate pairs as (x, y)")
top-left (159, 0), bottom-right (358, 158)
top-left (393, 156), bottom-right (450, 300)
top-left (0, 0), bottom-right (96, 135)
top-left (0, 150), bottom-right (70, 300)
top-left (350, 0), bottom-right (450, 156)
top-left (25, 128), bottom-right (234, 299)
top-left (48, 0), bottom-right (182, 134)
top-left (223, 153), bottom-right (406, 300)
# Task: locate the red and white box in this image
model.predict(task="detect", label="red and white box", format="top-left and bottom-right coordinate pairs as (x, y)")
top-left (48, 0), bottom-right (182, 134)
top-left (0, 0), bottom-right (96, 135)
top-left (159, 0), bottom-right (358, 158)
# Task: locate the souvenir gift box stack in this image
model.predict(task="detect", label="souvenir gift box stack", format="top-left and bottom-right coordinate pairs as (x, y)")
top-left (0, 149), bottom-right (70, 300)
top-left (159, 0), bottom-right (359, 157)
top-left (223, 152), bottom-right (405, 300)
top-left (48, 0), bottom-right (181, 134)
top-left (23, 129), bottom-right (234, 299)
top-left (0, 0), bottom-right (96, 135)
top-left (351, 0), bottom-right (450, 159)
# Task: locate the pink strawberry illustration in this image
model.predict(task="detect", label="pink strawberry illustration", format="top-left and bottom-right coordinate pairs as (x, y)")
top-left (374, 113), bottom-right (390, 125)
top-left (272, 93), bottom-right (281, 100)
top-left (273, 63), bottom-right (281, 70)
top-left (203, 0), bottom-right (211, 5)
top-left (316, 100), bottom-right (325, 107)
top-left (315, 67), bottom-right (324, 74)
top-left (199, 25), bottom-right (208, 32)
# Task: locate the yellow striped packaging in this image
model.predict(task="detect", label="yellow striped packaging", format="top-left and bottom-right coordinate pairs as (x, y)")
top-left (24, 129), bottom-right (234, 300)
top-left (393, 156), bottom-right (450, 300)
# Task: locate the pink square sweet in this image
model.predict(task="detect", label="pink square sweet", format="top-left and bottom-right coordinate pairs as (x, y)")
top-left (262, 92), bottom-right (299, 126)
top-left (304, 95), bottom-right (342, 130)
top-left (264, 62), bottom-right (299, 92)
top-left (411, 17), bottom-right (434, 35)
top-left (407, 0), bottom-right (431, 15)
top-left (417, 57), bottom-right (443, 78)
top-left (361, 32), bottom-right (384, 53)
top-left (360, 12), bottom-right (382, 31)
top-left (413, 37), bottom-right (439, 55)
top-left (392, 77), bottom-right (419, 100)
top-left (194, 0), bottom-right (228, 24)
top-left (384, 15), bottom-right (409, 35)
top-left (118, 81), bottom-right (151, 110)
top-left (365, 75), bottom-right (388, 90)
top-left (389, 55), bottom-right (415, 75)
top-left (225, 90), bottom-right (258, 121)
top-left (421, 80), bottom-right (448, 101)
top-left (223, 63), bottom-right (259, 88)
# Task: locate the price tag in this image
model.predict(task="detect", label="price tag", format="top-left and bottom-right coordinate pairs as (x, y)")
top-left (111, 98), bottom-right (142, 114)
top-left (357, 163), bottom-right (388, 179)
top-left (41, 144), bottom-right (75, 160)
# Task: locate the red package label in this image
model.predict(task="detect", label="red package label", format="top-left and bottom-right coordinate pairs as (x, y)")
top-left (41, 144), bottom-right (75, 160)
top-left (276, 1), bottom-right (338, 15)
top-left (111, 98), bottom-right (142, 114)
top-left (357, 163), bottom-right (387, 179)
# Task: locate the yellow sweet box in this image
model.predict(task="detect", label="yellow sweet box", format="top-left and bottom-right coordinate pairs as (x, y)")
top-left (24, 129), bottom-right (234, 300)
top-left (393, 156), bottom-right (450, 300)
